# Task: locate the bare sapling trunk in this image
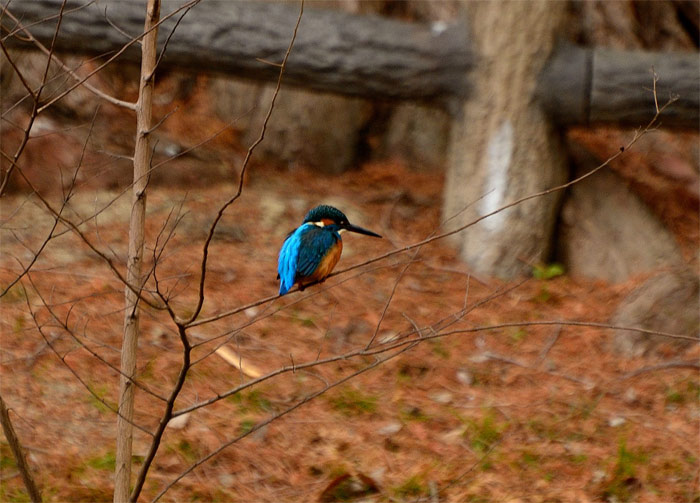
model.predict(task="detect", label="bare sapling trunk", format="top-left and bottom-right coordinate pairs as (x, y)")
top-left (0, 394), bottom-right (42, 502)
top-left (114, 0), bottom-right (160, 501)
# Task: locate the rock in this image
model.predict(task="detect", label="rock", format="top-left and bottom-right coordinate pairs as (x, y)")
top-left (441, 427), bottom-right (467, 445)
top-left (611, 268), bottom-right (699, 356)
top-left (558, 144), bottom-right (685, 282)
top-left (218, 473), bottom-right (235, 488)
top-left (209, 77), bottom-right (371, 174)
top-left (622, 388), bottom-right (638, 405)
top-left (212, 223), bottom-right (247, 242)
top-left (377, 422), bottom-right (402, 436)
top-left (167, 412), bottom-right (190, 430)
top-left (608, 416), bottom-right (626, 427)
top-left (429, 391), bottom-right (453, 404)
top-left (319, 472), bottom-right (380, 503)
top-left (379, 102), bottom-right (450, 171)
top-left (456, 368), bottom-right (473, 385)
top-left (592, 469), bottom-right (606, 483)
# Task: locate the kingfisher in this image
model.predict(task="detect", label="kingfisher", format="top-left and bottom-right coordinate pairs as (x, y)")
top-left (277, 205), bottom-right (382, 295)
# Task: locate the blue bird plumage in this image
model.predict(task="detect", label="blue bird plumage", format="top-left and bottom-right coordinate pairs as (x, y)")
top-left (277, 205), bottom-right (382, 295)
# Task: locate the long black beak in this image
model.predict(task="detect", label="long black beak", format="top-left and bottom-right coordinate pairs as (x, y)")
top-left (343, 222), bottom-right (382, 238)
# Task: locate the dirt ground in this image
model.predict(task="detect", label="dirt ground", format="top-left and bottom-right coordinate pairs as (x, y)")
top-left (1, 156), bottom-right (698, 503)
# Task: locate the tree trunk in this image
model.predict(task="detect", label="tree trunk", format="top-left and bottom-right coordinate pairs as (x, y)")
top-left (114, 0), bottom-right (159, 501)
top-left (443, 0), bottom-right (568, 278)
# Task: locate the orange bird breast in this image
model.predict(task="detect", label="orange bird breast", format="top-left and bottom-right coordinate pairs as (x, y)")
top-left (299, 239), bottom-right (343, 286)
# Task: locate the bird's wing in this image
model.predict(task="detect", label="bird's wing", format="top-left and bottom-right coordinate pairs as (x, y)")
top-left (296, 226), bottom-right (338, 278)
top-left (277, 226), bottom-right (305, 295)
top-left (276, 228), bottom-right (297, 280)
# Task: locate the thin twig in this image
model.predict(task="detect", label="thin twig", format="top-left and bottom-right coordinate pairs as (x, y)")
top-left (0, 0), bottom-right (68, 196)
top-left (0, 0), bottom-right (95, 41)
top-left (617, 360), bottom-right (700, 381)
top-left (131, 2), bottom-right (305, 499)
top-left (536, 325), bottom-right (562, 366)
top-left (147, 2), bottom-right (195, 81)
top-left (183, 94), bottom-right (676, 332)
top-left (8, 0), bottom-right (202, 114)
top-left (1, 6), bottom-right (136, 112)
top-left (365, 255), bottom-right (416, 349)
top-left (102, 5), bottom-right (140, 44)
top-left (22, 282), bottom-right (154, 436)
top-left (25, 274), bottom-right (167, 402)
top-left (184, 0), bottom-right (304, 326)
top-left (1, 153), bottom-right (166, 310)
top-left (2, 105), bottom-right (100, 297)
top-left (153, 340), bottom-right (416, 502)
top-left (128, 325), bottom-right (191, 502)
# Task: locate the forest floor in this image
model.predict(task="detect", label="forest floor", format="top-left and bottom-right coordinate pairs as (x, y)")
top-left (1, 157), bottom-right (698, 503)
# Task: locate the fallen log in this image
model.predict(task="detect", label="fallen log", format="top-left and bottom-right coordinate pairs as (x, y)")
top-left (539, 44), bottom-right (699, 129)
top-left (3, 0), bottom-right (472, 102)
top-left (4, 1), bottom-right (698, 128)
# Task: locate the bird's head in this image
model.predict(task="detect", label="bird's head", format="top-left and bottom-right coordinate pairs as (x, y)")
top-left (303, 205), bottom-right (382, 238)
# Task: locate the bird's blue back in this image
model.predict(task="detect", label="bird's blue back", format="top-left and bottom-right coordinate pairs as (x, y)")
top-left (278, 224), bottom-right (340, 295)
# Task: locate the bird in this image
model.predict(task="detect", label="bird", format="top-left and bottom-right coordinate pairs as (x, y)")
top-left (277, 205), bottom-right (382, 295)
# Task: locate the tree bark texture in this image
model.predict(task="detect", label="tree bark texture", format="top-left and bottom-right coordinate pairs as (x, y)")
top-left (539, 45), bottom-right (700, 129)
top-left (6, 0), bottom-right (471, 103)
top-left (114, 0), bottom-right (159, 501)
top-left (443, 0), bottom-right (568, 278)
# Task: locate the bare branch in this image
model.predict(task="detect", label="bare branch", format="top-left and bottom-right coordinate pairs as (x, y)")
top-left (365, 254), bottom-right (416, 350)
top-left (25, 274), bottom-right (167, 403)
top-left (23, 281), bottom-right (154, 436)
top-left (1, 0), bottom-right (202, 115)
top-left (0, 0), bottom-right (69, 195)
top-left (128, 324), bottom-right (191, 502)
top-left (322, 94), bottom-right (679, 283)
top-left (115, 0), bottom-right (162, 498)
top-left (1, 105), bottom-right (101, 297)
top-left (180, 279), bottom-right (524, 417)
top-left (147, 1), bottom-right (195, 81)
top-left (153, 340), bottom-right (415, 502)
top-left (102, 5), bottom-right (140, 45)
top-left (184, 0), bottom-right (304, 326)
top-left (183, 93), bottom-right (677, 333)
top-left (3, 156), bottom-right (166, 309)
top-left (617, 360), bottom-right (700, 381)
top-left (0, 394), bottom-right (42, 503)
top-left (2, 9), bottom-right (136, 113)
top-left (0, 38), bottom-right (36, 100)
top-left (536, 325), bottom-right (562, 366)
top-left (129, 6), bottom-right (305, 497)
